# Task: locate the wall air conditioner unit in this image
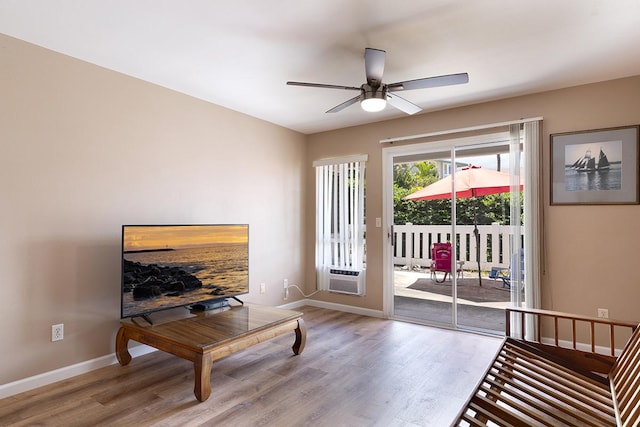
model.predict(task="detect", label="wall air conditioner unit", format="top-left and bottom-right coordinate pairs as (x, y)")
top-left (328, 268), bottom-right (365, 296)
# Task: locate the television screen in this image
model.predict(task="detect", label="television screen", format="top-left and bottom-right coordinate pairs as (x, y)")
top-left (121, 224), bottom-right (249, 319)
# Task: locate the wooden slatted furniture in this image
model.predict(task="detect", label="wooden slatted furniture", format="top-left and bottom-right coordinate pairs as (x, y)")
top-left (454, 308), bottom-right (639, 426)
top-left (116, 304), bottom-right (306, 402)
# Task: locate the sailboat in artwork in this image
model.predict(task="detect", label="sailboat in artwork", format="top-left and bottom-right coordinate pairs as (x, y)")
top-left (571, 147), bottom-right (610, 173)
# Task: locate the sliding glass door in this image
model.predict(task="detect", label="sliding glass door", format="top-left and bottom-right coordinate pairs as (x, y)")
top-left (391, 148), bottom-right (454, 324)
top-left (453, 141), bottom-right (524, 332)
top-left (386, 129), bottom-right (529, 334)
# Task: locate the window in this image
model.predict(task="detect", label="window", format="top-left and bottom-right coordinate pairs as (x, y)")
top-left (314, 155), bottom-right (367, 291)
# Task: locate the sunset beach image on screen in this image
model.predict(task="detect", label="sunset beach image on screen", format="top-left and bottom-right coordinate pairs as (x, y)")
top-left (121, 224), bottom-right (249, 318)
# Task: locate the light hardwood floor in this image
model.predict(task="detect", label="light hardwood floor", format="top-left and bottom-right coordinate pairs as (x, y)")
top-left (0, 306), bottom-right (502, 427)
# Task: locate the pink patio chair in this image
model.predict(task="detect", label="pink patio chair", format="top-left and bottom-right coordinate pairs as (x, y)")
top-left (429, 243), bottom-right (462, 283)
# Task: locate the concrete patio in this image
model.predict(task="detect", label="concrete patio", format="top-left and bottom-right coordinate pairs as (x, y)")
top-left (393, 268), bottom-right (516, 333)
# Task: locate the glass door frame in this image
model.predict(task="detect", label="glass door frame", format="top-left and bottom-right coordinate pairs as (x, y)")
top-left (382, 131), bottom-right (525, 330)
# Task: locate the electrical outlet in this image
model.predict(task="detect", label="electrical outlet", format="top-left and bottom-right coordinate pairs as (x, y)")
top-left (284, 279), bottom-right (289, 300)
top-left (597, 308), bottom-right (609, 319)
top-left (52, 324), bottom-right (64, 342)
top-left (260, 282), bottom-right (266, 294)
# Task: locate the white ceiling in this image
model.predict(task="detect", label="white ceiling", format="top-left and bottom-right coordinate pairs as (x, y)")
top-left (2, 1), bottom-right (640, 135)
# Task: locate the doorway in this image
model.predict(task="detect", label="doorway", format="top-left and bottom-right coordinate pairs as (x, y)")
top-left (383, 124), bottom-right (536, 334)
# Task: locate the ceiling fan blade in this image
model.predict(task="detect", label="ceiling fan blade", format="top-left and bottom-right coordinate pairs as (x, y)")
top-left (387, 72), bottom-right (469, 92)
top-left (364, 48), bottom-right (385, 87)
top-left (386, 92), bottom-right (422, 115)
top-left (326, 94), bottom-right (362, 113)
top-left (287, 81), bottom-right (361, 91)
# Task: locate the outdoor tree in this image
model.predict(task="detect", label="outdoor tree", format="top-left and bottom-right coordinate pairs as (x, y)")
top-left (393, 161), bottom-right (439, 224)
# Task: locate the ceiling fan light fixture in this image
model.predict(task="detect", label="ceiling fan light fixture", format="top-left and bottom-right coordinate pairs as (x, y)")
top-left (361, 97), bottom-right (386, 112)
top-left (361, 86), bottom-right (387, 112)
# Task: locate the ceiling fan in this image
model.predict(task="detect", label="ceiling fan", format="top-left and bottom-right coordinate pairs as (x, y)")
top-left (287, 48), bottom-right (469, 115)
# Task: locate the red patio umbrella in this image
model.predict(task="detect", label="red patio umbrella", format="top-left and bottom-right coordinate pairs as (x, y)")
top-left (403, 165), bottom-right (522, 286)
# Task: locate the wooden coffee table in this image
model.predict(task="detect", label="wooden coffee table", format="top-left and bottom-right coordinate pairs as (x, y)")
top-left (115, 304), bottom-right (306, 402)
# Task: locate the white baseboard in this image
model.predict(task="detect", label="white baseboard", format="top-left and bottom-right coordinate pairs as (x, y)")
top-left (0, 344), bottom-right (156, 400)
top-left (1, 300), bottom-right (381, 400)
top-left (279, 298), bottom-right (384, 318)
top-left (540, 336), bottom-right (623, 357)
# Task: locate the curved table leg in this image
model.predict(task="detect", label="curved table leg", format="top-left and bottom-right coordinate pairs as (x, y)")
top-left (115, 327), bottom-right (132, 366)
top-left (194, 353), bottom-right (213, 402)
top-left (292, 318), bottom-right (307, 355)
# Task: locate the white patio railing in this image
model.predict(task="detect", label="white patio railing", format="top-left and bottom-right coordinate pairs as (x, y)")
top-left (393, 223), bottom-right (519, 272)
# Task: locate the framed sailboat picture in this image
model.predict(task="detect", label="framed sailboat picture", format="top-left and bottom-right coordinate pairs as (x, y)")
top-left (551, 125), bottom-right (639, 205)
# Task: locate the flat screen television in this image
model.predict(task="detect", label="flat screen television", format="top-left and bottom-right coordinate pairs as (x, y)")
top-left (121, 224), bottom-right (249, 319)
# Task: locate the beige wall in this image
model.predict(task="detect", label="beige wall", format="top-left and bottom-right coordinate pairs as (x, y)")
top-left (3, 31), bottom-right (640, 388)
top-left (305, 75), bottom-right (640, 323)
top-left (0, 35), bottom-right (306, 384)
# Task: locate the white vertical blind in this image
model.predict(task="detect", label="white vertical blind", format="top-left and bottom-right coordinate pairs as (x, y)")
top-left (509, 120), bottom-right (542, 338)
top-left (509, 123), bottom-right (523, 310)
top-left (314, 155), bottom-right (367, 290)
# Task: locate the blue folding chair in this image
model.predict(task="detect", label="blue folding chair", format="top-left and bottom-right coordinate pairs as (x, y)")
top-left (498, 251), bottom-right (524, 289)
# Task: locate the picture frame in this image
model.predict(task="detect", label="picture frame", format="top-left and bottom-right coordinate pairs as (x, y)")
top-left (550, 125), bottom-right (639, 205)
